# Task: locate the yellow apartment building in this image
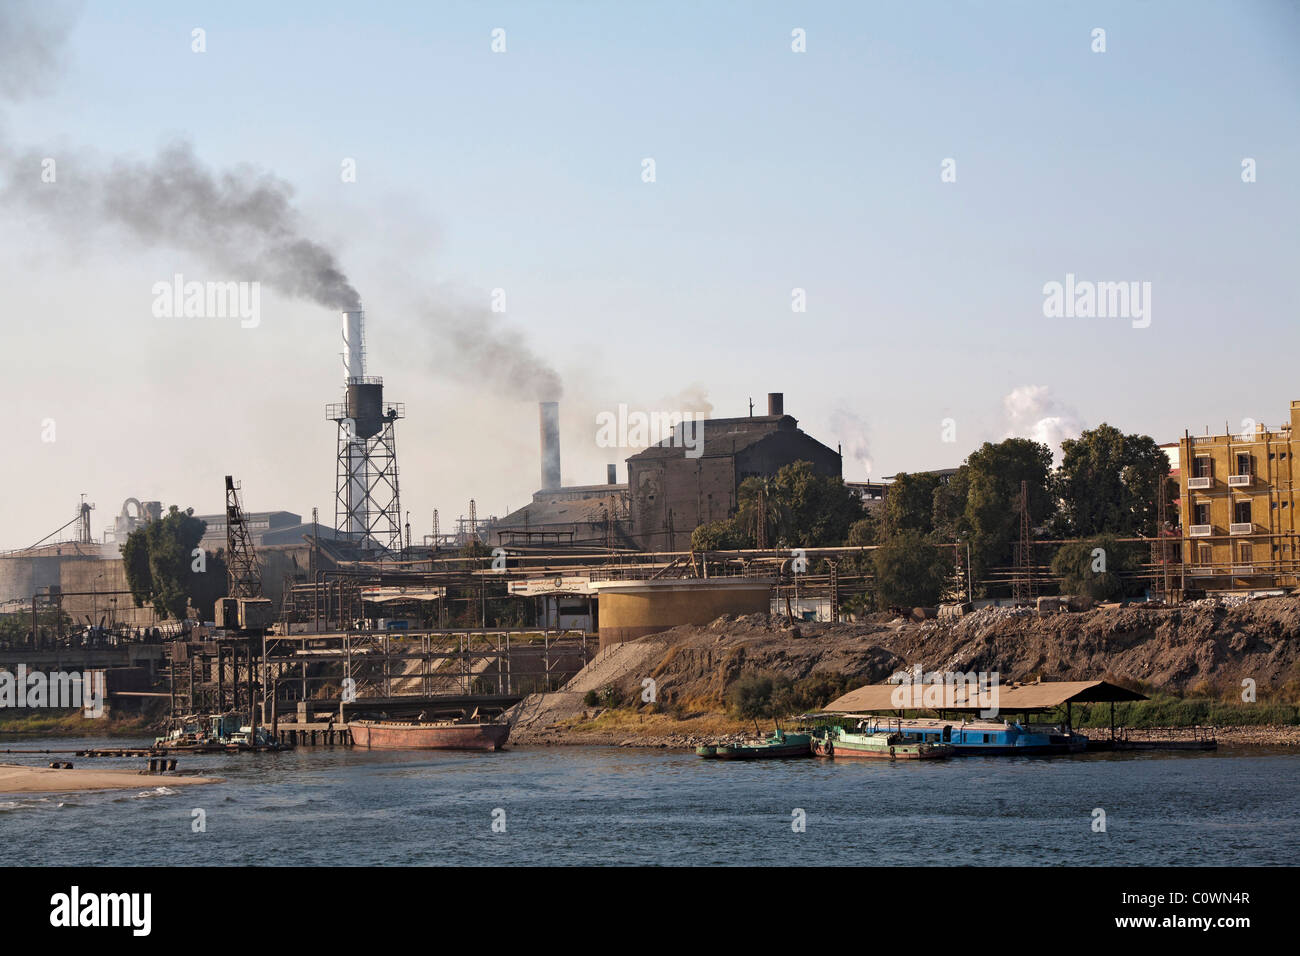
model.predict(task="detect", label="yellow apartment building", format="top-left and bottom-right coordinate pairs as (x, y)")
top-left (1179, 400), bottom-right (1300, 591)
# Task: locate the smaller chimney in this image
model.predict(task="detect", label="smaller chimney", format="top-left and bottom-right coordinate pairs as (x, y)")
top-left (539, 401), bottom-right (561, 491)
top-left (767, 392), bottom-right (784, 416)
top-left (607, 464), bottom-right (617, 485)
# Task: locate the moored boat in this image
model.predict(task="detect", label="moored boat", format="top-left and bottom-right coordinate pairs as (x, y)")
top-left (695, 744), bottom-right (718, 758)
top-left (836, 715), bottom-right (1087, 756)
top-left (811, 726), bottom-right (953, 760)
top-left (154, 715), bottom-right (282, 753)
top-left (711, 728), bottom-right (811, 760)
top-left (349, 718), bottom-right (510, 751)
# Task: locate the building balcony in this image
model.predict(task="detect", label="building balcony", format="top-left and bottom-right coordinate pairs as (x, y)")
top-left (1229, 523), bottom-right (1254, 535)
top-left (1189, 566), bottom-right (1217, 577)
top-left (1188, 524), bottom-right (1213, 537)
top-left (1227, 474), bottom-right (1252, 488)
top-left (1187, 477), bottom-right (1212, 490)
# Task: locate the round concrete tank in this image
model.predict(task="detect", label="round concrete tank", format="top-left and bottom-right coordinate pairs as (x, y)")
top-left (589, 578), bottom-right (774, 651)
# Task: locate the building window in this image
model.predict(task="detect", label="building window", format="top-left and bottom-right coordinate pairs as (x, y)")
top-left (1234, 500), bottom-right (1252, 524)
top-left (1239, 542), bottom-right (1253, 563)
top-left (1197, 544), bottom-right (1213, 566)
top-left (1195, 503), bottom-right (1211, 525)
top-left (1194, 457), bottom-right (1212, 478)
top-left (1236, 453), bottom-right (1252, 476)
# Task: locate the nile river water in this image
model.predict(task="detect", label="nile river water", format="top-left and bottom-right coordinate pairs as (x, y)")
top-left (2, 738), bottom-right (1298, 866)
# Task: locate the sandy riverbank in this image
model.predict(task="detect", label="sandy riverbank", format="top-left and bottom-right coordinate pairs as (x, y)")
top-left (0, 763), bottom-right (221, 794)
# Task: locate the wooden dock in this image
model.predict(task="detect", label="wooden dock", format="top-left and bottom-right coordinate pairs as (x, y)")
top-left (275, 722), bottom-right (352, 747)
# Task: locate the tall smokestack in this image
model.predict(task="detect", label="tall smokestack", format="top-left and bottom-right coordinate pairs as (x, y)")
top-left (607, 464), bottom-right (617, 485)
top-left (539, 402), bottom-right (561, 491)
top-left (767, 392), bottom-right (784, 416)
top-left (343, 310), bottom-right (366, 381)
top-left (342, 310), bottom-right (368, 536)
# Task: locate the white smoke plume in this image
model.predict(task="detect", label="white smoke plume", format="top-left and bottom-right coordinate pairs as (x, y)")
top-left (1002, 385), bottom-right (1084, 460)
top-left (829, 408), bottom-right (873, 478)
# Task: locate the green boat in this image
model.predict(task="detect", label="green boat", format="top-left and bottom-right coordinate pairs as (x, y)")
top-left (710, 728), bottom-right (812, 760)
top-left (811, 725), bottom-right (954, 760)
top-left (696, 744), bottom-right (718, 758)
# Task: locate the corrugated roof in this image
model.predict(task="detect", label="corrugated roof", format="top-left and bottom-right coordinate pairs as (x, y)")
top-left (824, 680), bottom-right (1146, 713)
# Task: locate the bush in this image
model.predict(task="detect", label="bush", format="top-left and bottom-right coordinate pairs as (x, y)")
top-left (726, 672), bottom-right (789, 722)
top-left (691, 517), bottom-right (749, 551)
top-left (582, 689), bottom-right (600, 708)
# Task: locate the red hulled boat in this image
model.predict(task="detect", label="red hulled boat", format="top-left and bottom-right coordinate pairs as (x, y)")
top-left (349, 719), bottom-right (510, 751)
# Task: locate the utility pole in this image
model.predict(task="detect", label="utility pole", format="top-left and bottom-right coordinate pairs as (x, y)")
top-left (1013, 480), bottom-right (1034, 604)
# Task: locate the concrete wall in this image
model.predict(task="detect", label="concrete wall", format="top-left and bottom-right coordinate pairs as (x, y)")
top-left (2, 542), bottom-right (313, 628)
top-left (629, 455), bottom-right (737, 552)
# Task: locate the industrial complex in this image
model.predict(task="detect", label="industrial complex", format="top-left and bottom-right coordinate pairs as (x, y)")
top-left (1, 306), bottom-right (1297, 733)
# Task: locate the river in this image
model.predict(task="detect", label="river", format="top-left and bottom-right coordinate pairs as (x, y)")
top-left (3, 739), bottom-right (1297, 866)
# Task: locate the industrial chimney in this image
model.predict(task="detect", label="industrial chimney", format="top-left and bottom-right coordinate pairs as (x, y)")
top-left (767, 392), bottom-right (784, 416)
top-left (539, 401), bottom-right (561, 490)
top-left (607, 464), bottom-right (617, 485)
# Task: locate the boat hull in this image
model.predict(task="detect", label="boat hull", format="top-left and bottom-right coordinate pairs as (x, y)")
top-left (350, 721), bottom-right (510, 751)
top-left (812, 739), bottom-right (952, 760)
top-left (715, 741), bottom-right (811, 760)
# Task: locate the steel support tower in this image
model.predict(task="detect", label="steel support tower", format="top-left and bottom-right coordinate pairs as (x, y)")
top-left (326, 310), bottom-right (404, 556)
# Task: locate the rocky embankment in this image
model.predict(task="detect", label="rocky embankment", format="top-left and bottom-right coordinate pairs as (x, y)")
top-left (508, 596), bottom-right (1300, 748)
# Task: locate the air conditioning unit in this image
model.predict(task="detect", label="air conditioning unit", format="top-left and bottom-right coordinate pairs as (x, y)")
top-left (1231, 565), bottom-right (1254, 575)
top-left (1188, 524), bottom-right (1213, 537)
top-left (1227, 474), bottom-right (1251, 487)
top-left (1230, 523), bottom-right (1253, 535)
top-left (1187, 477), bottom-right (1212, 489)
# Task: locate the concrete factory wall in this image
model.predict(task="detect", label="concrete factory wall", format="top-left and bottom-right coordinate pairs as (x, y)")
top-left (59, 557), bottom-right (158, 628)
top-left (592, 579), bottom-right (773, 651)
top-left (0, 553), bottom-right (65, 605)
top-left (2, 542), bottom-right (313, 628)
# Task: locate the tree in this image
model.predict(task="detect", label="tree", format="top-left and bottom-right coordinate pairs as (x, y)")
top-left (846, 512), bottom-right (880, 547)
top-left (1051, 535), bottom-right (1141, 601)
top-left (871, 530), bottom-right (952, 609)
top-left (691, 517), bottom-right (749, 551)
top-left (883, 471), bottom-right (941, 537)
top-left (931, 466), bottom-right (970, 541)
top-left (732, 461), bottom-right (863, 548)
top-left (962, 438), bottom-right (1055, 583)
top-left (121, 506), bottom-right (226, 620)
top-left (772, 461), bottom-right (864, 546)
top-left (1054, 424), bottom-right (1172, 538)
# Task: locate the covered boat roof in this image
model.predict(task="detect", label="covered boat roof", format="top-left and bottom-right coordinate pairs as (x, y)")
top-left (823, 680), bottom-right (1147, 714)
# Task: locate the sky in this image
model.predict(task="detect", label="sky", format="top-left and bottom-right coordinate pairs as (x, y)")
top-left (1, 0), bottom-right (1298, 549)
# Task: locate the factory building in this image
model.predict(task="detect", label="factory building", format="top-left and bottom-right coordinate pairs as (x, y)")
top-left (488, 403), bottom-right (635, 550)
top-left (194, 509), bottom-right (303, 551)
top-left (1179, 400), bottom-right (1300, 591)
top-left (626, 392), bottom-right (842, 551)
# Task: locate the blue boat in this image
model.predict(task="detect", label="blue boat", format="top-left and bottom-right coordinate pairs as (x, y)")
top-left (838, 716), bottom-right (1087, 756)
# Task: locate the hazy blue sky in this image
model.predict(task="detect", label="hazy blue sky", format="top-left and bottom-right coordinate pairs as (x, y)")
top-left (2, 1), bottom-right (1298, 548)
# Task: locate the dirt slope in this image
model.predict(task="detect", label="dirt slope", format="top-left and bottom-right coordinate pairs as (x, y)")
top-left (593, 596), bottom-right (1300, 708)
